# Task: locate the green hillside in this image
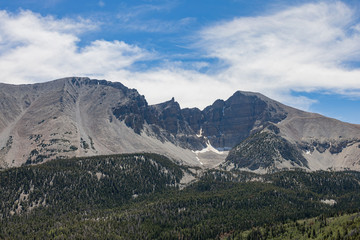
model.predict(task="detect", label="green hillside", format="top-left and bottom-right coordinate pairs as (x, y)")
top-left (231, 212), bottom-right (360, 240)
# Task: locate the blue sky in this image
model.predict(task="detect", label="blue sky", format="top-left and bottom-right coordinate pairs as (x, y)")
top-left (0, 0), bottom-right (359, 124)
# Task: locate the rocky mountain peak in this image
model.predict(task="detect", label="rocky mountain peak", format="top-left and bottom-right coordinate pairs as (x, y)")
top-left (153, 97), bottom-right (180, 111)
top-left (1, 77), bottom-right (360, 173)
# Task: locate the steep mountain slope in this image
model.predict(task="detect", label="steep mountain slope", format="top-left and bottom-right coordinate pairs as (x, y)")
top-left (0, 78), bottom-right (200, 168)
top-left (223, 110), bottom-right (360, 172)
top-left (0, 77), bottom-right (359, 172)
top-left (278, 109), bottom-right (360, 171)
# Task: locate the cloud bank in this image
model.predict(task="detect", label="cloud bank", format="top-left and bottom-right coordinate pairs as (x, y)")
top-left (198, 2), bottom-right (360, 103)
top-left (0, 10), bottom-right (149, 83)
top-left (0, 2), bottom-right (359, 111)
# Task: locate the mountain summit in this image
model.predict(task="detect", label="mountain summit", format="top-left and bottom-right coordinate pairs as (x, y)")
top-left (1, 77), bottom-right (359, 172)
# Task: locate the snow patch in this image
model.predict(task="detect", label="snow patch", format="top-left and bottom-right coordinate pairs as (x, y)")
top-left (191, 140), bottom-right (227, 168)
top-left (196, 128), bottom-right (203, 138)
top-left (194, 140), bottom-right (225, 155)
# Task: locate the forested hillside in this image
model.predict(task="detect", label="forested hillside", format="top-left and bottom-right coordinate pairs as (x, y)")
top-left (1, 154), bottom-right (360, 239)
top-left (0, 153), bottom-right (186, 218)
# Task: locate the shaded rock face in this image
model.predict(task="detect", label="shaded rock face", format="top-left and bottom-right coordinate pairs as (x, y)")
top-left (112, 90), bottom-right (288, 151)
top-left (112, 97), bottom-right (205, 150)
top-left (150, 98), bottom-right (192, 135)
top-left (298, 139), bottom-right (360, 155)
top-left (147, 99), bottom-right (204, 150)
top-left (112, 93), bottom-right (148, 134)
top-left (199, 92), bottom-right (287, 149)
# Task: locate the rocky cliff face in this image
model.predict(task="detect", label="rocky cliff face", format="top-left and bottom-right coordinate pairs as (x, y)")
top-left (1, 77), bottom-right (360, 173)
top-left (111, 88), bottom-right (289, 152)
top-left (194, 91), bottom-right (288, 149)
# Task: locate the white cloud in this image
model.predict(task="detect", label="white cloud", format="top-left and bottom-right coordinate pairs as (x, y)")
top-left (194, 1), bottom-right (360, 107)
top-left (105, 67), bottom-right (235, 108)
top-left (0, 10), bottom-right (149, 84)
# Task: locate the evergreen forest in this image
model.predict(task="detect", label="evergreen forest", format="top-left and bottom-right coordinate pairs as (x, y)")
top-left (0, 153), bottom-right (360, 239)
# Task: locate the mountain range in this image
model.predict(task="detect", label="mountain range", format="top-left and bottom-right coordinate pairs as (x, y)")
top-left (1, 77), bottom-right (359, 173)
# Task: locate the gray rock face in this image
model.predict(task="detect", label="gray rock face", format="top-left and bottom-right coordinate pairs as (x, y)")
top-left (1, 77), bottom-right (360, 173)
top-left (198, 91), bottom-right (287, 149)
top-left (111, 88), bottom-right (288, 152)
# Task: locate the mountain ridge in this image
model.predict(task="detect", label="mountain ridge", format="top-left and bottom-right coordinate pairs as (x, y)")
top-left (1, 77), bottom-right (359, 173)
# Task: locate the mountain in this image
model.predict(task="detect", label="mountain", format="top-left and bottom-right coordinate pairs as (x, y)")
top-left (0, 77), bottom-right (200, 168)
top-left (1, 77), bottom-right (360, 172)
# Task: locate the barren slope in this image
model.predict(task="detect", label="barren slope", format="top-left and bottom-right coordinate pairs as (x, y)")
top-left (0, 78), bottom-right (209, 168)
top-left (277, 108), bottom-right (360, 171)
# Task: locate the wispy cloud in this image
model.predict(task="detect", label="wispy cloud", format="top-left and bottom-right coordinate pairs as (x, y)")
top-left (116, 1), bottom-right (176, 22)
top-left (98, 1), bottom-right (105, 8)
top-left (114, 1), bottom-right (196, 33)
top-left (194, 1), bottom-right (360, 105)
top-left (0, 10), bottom-right (150, 84)
top-left (115, 17), bottom-right (196, 33)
